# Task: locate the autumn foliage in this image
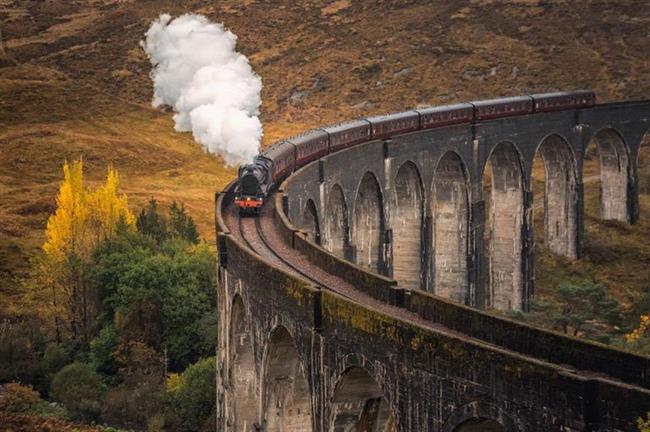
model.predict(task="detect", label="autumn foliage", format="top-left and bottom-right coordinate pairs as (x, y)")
top-left (39, 159), bottom-right (134, 346)
top-left (44, 159), bottom-right (134, 261)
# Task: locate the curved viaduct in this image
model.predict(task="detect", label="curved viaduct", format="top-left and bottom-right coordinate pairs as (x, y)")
top-left (215, 99), bottom-right (650, 432)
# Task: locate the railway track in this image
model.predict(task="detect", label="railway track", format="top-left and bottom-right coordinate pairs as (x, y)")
top-left (237, 198), bottom-right (358, 303)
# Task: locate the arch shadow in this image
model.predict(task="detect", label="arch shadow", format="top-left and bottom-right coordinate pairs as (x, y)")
top-left (261, 326), bottom-right (313, 431)
top-left (432, 151), bottom-right (470, 303)
top-left (302, 198), bottom-right (321, 244)
top-left (390, 161), bottom-right (424, 289)
top-left (229, 295), bottom-right (257, 431)
top-left (442, 401), bottom-right (518, 432)
top-left (329, 366), bottom-right (395, 432)
top-left (585, 128), bottom-right (631, 222)
top-left (352, 172), bottom-right (385, 273)
top-left (532, 133), bottom-right (578, 259)
top-left (323, 184), bottom-right (349, 259)
top-left (482, 142), bottom-right (525, 310)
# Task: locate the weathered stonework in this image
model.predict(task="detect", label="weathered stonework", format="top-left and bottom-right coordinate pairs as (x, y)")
top-left (216, 100), bottom-right (650, 432)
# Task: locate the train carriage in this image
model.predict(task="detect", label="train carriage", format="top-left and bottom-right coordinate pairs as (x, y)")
top-left (471, 96), bottom-right (534, 122)
top-left (416, 103), bottom-right (474, 130)
top-left (367, 111), bottom-right (420, 140)
top-left (531, 90), bottom-right (596, 113)
top-left (323, 119), bottom-right (371, 153)
top-left (262, 140), bottom-right (296, 184)
top-left (290, 129), bottom-right (330, 166)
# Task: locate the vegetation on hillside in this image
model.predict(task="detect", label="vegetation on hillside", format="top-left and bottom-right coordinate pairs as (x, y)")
top-left (1, 162), bottom-right (217, 431)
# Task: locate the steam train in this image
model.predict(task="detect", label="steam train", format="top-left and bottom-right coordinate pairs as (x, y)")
top-left (234, 90), bottom-right (595, 215)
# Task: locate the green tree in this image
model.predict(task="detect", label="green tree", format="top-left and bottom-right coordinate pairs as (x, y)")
top-left (169, 201), bottom-right (199, 244)
top-left (90, 229), bottom-right (216, 371)
top-left (168, 357), bottom-right (216, 432)
top-left (50, 362), bottom-right (104, 422)
top-left (41, 343), bottom-right (70, 392)
top-left (90, 324), bottom-right (119, 378)
top-left (530, 281), bottom-right (622, 342)
top-left (136, 197), bottom-right (169, 244)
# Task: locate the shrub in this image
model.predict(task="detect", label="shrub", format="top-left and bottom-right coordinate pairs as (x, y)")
top-left (169, 357), bottom-right (216, 432)
top-left (102, 380), bottom-right (166, 431)
top-left (41, 343), bottom-right (70, 390)
top-left (90, 324), bottom-right (119, 377)
top-left (101, 341), bottom-right (166, 430)
top-left (0, 382), bottom-right (42, 413)
top-left (50, 362), bottom-right (104, 422)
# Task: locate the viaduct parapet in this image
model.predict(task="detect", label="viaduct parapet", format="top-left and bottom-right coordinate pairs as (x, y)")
top-left (215, 98), bottom-right (650, 431)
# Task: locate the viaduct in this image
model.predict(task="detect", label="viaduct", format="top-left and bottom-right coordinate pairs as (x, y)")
top-left (215, 98), bottom-right (650, 431)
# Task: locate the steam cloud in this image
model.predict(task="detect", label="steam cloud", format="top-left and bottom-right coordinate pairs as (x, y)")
top-left (141, 14), bottom-right (263, 166)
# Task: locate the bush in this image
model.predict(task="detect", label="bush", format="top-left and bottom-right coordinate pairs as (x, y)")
top-left (90, 324), bottom-right (119, 378)
top-left (169, 357), bottom-right (216, 432)
top-left (101, 341), bottom-right (166, 430)
top-left (0, 382), bottom-right (42, 413)
top-left (50, 362), bottom-right (104, 422)
top-left (102, 380), bottom-right (166, 431)
top-left (42, 343), bottom-right (70, 390)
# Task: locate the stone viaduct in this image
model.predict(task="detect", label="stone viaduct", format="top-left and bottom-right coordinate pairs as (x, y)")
top-left (215, 98), bottom-right (650, 431)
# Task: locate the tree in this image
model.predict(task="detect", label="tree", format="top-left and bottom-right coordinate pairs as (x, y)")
top-left (41, 160), bottom-right (134, 346)
top-left (168, 357), bottom-right (216, 432)
top-left (530, 281), bottom-right (622, 341)
top-left (136, 197), bottom-right (169, 244)
top-left (50, 362), bottom-right (104, 422)
top-left (101, 341), bottom-right (166, 430)
top-left (91, 229), bottom-right (216, 371)
top-left (88, 167), bottom-right (135, 242)
top-left (169, 201), bottom-right (199, 244)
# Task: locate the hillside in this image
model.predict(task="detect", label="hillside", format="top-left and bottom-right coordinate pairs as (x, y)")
top-left (1, 0), bottom-right (649, 312)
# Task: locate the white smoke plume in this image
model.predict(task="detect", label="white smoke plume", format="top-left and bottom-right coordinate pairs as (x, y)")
top-left (141, 13), bottom-right (263, 166)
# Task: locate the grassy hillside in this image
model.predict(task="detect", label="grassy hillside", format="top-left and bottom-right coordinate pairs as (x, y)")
top-left (1, 0), bottom-right (649, 317)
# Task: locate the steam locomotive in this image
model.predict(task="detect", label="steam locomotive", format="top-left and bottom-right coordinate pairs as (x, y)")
top-left (234, 90), bottom-right (595, 215)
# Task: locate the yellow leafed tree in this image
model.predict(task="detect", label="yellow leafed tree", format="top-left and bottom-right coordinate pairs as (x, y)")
top-left (42, 159), bottom-right (134, 344)
top-left (626, 315), bottom-right (650, 343)
top-left (44, 159), bottom-right (91, 261)
top-left (45, 161), bottom-right (134, 259)
top-left (88, 166), bottom-right (135, 241)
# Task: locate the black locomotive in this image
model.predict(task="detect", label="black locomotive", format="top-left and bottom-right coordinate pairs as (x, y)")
top-left (234, 155), bottom-right (271, 215)
top-left (235, 90), bottom-right (596, 215)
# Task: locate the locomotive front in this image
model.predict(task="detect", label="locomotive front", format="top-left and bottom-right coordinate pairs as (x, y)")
top-left (234, 155), bottom-right (271, 215)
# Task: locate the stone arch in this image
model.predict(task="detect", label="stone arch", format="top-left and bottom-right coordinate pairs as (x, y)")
top-left (390, 161), bottom-right (424, 289)
top-left (453, 419), bottom-right (507, 432)
top-left (302, 198), bottom-right (321, 244)
top-left (482, 142), bottom-right (524, 310)
top-left (352, 172), bottom-right (385, 273)
top-left (442, 401), bottom-right (517, 432)
top-left (533, 134), bottom-right (578, 259)
top-left (323, 184), bottom-right (349, 259)
top-left (584, 128), bottom-right (631, 222)
top-left (230, 295), bottom-right (257, 431)
top-left (432, 151), bottom-right (470, 303)
top-left (261, 326), bottom-right (312, 431)
top-left (329, 366), bottom-right (395, 432)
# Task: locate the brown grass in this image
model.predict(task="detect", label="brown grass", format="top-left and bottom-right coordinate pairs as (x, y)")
top-left (1, 0), bottom-right (649, 318)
